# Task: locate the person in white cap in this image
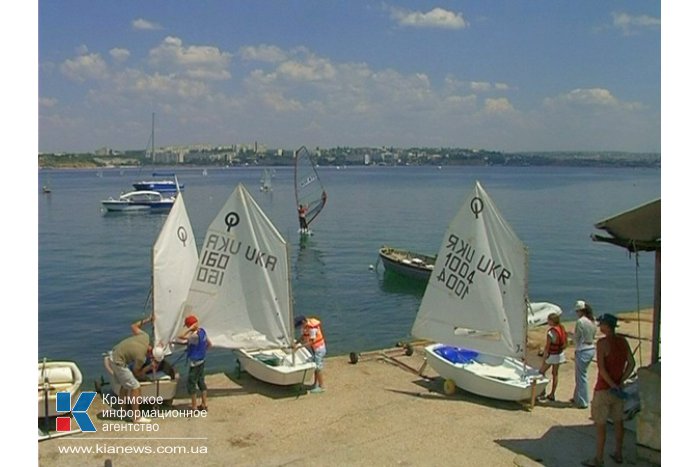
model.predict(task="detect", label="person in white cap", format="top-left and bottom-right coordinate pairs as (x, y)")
top-left (571, 300), bottom-right (596, 409)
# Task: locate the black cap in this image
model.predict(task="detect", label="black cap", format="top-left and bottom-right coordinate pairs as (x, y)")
top-left (294, 315), bottom-right (306, 328)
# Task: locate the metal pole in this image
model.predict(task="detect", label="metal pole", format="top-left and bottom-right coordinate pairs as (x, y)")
top-left (651, 248), bottom-right (661, 364)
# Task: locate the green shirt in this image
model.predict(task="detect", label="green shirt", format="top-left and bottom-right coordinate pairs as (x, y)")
top-left (112, 330), bottom-right (149, 367)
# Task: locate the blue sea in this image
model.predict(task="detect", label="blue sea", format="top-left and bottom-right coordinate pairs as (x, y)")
top-left (38, 165), bottom-right (660, 385)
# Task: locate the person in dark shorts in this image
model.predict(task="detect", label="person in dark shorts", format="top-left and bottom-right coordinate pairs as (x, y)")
top-left (177, 314), bottom-right (212, 411)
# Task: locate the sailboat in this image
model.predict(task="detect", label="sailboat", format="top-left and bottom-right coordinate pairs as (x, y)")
top-left (294, 146), bottom-right (327, 234)
top-left (132, 113), bottom-right (184, 194)
top-left (102, 179), bottom-right (198, 402)
top-left (184, 183), bottom-right (316, 386)
top-left (259, 168), bottom-right (273, 192)
top-left (411, 181), bottom-right (548, 401)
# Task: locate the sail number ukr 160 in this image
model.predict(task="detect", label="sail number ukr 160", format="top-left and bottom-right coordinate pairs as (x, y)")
top-left (436, 252), bottom-right (475, 299)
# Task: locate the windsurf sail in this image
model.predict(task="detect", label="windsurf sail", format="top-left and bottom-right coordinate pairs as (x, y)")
top-left (260, 168), bottom-right (273, 192)
top-left (294, 146), bottom-right (327, 226)
top-left (152, 190), bottom-right (199, 354)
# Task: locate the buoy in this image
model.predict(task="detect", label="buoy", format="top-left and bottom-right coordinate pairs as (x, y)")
top-left (443, 379), bottom-right (457, 395)
top-left (349, 352), bottom-right (359, 364)
top-left (404, 343), bottom-right (414, 356)
top-left (368, 264), bottom-right (374, 270)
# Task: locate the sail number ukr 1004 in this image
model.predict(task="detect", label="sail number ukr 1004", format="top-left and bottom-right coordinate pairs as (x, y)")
top-left (436, 233), bottom-right (512, 299)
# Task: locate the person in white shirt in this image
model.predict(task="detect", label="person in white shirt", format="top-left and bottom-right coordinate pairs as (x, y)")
top-left (571, 300), bottom-right (596, 408)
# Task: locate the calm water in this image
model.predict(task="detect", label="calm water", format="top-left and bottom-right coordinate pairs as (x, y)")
top-left (38, 165), bottom-right (660, 384)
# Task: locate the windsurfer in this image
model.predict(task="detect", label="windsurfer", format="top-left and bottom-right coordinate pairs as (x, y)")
top-left (298, 204), bottom-right (309, 233)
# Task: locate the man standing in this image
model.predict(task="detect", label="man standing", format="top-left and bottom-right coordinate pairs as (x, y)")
top-left (108, 315), bottom-right (162, 423)
top-left (295, 315), bottom-right (326, 393)
top-left (582, 313), bottom-right (636, 467)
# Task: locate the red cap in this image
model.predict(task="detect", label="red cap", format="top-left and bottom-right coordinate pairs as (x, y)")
top-left (184, 315), bottom-right (198, 328)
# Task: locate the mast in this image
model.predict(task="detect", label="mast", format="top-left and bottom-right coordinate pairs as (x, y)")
top-left (151, 112), bottom-right (155, 161)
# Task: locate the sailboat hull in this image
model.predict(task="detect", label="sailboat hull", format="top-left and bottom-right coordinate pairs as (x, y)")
top-left (38, 361), bottom-right (83, 418)
top-left (528, 302), bottom-right (563, 328)
top-left (425, 344), bottom-right (548, 402)
top-left (103, 357), bottom-right (180, 403)
top-left (235, 347), bottom-right (316, 386)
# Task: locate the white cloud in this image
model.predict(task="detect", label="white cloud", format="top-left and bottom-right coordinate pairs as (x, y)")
top-left (483, 97), bottom-right (515, 114)
top-left (132, 18), bottom-right (162, 30)
top-left (39, 97), bottom-right (57, 108)
top-left (391, 7), bottom-right (467, 29)
top-left (612, 12), bottom-right (660, 35)
top-left (148, 36), bottom-right (232, 80)
top-left (240, 44), bottom-right (287, 63)
top-left (470, 81), bottom-right (491, 92)
top-left (544, 88), bottom-right (621, 108)
top-left (277, 56), bottom-right (337, 81)
top-left (60, 52), bottom-right (108, 82)
top-left (109, 48), bottom-right (130, 62)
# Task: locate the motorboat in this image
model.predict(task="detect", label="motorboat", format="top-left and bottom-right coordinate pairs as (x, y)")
top-left (101, 190), bottom-right (175, 212)
top-left (38, 360), bottom-right (83, 418)
top-left (378, 246), bottom-right (436, 281)
top-left (132, 176), bottom-right (183, 194)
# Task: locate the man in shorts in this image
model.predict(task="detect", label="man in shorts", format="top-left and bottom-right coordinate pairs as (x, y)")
top-left (108, 315), bottom-right (163, 423)
top-left (582, 313), bottom-right (635, 467)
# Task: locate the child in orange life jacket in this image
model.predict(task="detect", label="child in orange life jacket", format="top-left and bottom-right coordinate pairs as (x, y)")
top-left (294, 315), bottom-right (326, 393)
top-left (539, 313), bottom-right (567, 402)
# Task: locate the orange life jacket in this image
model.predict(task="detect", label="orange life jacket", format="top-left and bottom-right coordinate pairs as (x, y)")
top-left (548, 325), bottom-right (567, 355)
top-left (302, 318), bottom-right (325, 350)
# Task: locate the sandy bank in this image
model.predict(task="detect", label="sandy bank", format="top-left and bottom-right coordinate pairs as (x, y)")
top-left (39, 309), bottom-right (657, 467)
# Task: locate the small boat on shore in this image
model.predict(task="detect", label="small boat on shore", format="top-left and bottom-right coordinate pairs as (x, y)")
top-left (101, 190), bottom-right (175, 212)
top-left (411, 181), bottom-right (549, 402)
top-left (378, 246), bottom-right (436, 281)
top-left (38, 360), bottom-right (82, 418)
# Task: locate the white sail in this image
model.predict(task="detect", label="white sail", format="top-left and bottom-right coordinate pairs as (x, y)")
top-left (184, 184), bottom-right (292, 350)
top-left (412, 181), bottom-right (528, 359)
top-left (152, 193), bottom-right (199, 354)
top-left (260, 168), bottom-right (273, 191)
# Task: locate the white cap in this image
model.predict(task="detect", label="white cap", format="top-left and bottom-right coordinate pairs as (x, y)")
top-left (574, 300), bottom-right (586, 311)
top-left (152, 345), bottom-right (165, 363)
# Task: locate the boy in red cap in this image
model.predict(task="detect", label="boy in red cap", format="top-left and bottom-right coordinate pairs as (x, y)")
top-left (177, 315), bottom-right (212, 411)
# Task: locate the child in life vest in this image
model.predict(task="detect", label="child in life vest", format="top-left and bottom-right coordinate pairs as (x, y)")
top-left (539, 313), bottom-right (567, 401)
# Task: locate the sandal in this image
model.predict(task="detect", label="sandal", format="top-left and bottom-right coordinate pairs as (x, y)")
top-left (197, 405), bottom-right (208, 411)
top-left (609, 453), bottom-right (623, 464)
top-left (546, 394), bottom-right (555, 401)
top-left (581, 458), bottom-right (603, 467)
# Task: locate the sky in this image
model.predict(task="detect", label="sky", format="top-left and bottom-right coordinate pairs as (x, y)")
top-left (34, 1), bottom-right (662, 154)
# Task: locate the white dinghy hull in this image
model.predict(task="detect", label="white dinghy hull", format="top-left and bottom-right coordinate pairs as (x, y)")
top-left (424, 344), bottom-right (548, 402)
top-left (527, 302), bottom-right (563, 328)
top-left (235, 347), bottom-right (316, 386)
top-left (103, 356), bottom-right (179, 403)
top-left (38, 361), bottom-right (83, 418)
